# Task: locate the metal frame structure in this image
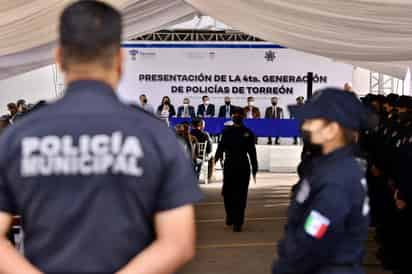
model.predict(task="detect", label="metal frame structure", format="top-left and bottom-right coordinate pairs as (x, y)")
top-left (369, 72), bottom-right (404, 95)
top-left (131, 30), bottom-right (264, 42)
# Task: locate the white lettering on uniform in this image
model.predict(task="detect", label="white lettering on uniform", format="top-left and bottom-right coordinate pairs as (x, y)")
top-left (22, 137), bottom-right (40, 157)
top-left (20, 133), bottom-right (144, 178)
top-left (21, 156), bottom-right (39, 176)
top-left (111, 132), bottom-right (123, 154)
top-left (62, 136), bottom-right (78, 156)
top-left (121, 137), bottom-right (143, 157)
top-left (40, 136), bottom-right (60, 156)
top-left (91, 135), bottom-right (110, 155)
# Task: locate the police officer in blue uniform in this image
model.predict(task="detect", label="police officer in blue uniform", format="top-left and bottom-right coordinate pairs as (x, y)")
top-left (215, 108), bottom-right (258, 232)
top-left (272, 88), bottom-right (370, 274)
top-left (0, 2), bottom-right (202, 274)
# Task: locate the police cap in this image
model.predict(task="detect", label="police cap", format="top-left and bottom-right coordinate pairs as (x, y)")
top-left (289, 87), bottom-right (369, 130)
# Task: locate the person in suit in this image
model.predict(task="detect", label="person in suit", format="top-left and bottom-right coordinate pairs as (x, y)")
top-left (265, 97), bottom-right (284, 145)
top-left (219, 96), bottom-right (238, 118)
top-left (292, 96), bottom-right (305, 145)
top-left (197, 95), bottom-right (215, 118)
top-left (243, 97), bottom-right (260, 119)
top-left (177, 98), bottom-right (196, 118)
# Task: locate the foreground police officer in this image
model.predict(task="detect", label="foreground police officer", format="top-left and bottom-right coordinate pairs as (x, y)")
top-left (215, 108), bottom-right (258, 232)
top-left (273, 88), bottom-right (370, 274)
top-left (0, 1), bottom-right (202, 274)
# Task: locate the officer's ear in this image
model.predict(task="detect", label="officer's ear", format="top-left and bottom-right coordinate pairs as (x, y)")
top-left (115, 48), bottom-right (124, 79)
top-left (55, 47), bottom-right (66, 73)
top-left (323, 122), bottom-right (341, 142)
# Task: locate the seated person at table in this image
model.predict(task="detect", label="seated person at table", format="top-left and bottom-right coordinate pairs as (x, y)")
top-left (244, 96), bottom-right (260, 119)
top-left (218, 96), bottom-right (238, 118)
top-left (265, 97), bottom-right (284, 145)
top-left (138, 94), bottom-right (155, 114)
top-left (157, 96), bottom-right (176, 123)
top-left (197, 95), bottom-right (215, 118)
top-left (191, 119), bottom-right (213, 178)
top-left (292, 96), bottom-right (305, 145)
top-left (178, 98), bottom-right (196, 118)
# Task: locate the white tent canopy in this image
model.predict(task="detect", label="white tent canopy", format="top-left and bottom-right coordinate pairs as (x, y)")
top-left (1, 0), bottom-right (412, 80)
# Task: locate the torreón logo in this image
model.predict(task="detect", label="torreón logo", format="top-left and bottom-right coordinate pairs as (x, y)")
top-left (21, 132), bottom-right (144, 177)
top-left (265, 50), bottom-right (276, 62)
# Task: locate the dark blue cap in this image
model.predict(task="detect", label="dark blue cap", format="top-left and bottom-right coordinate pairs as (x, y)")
top-left (289, 88), bottom-right (369, 130)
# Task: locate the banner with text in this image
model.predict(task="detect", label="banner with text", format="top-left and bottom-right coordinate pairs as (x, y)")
top-left (118, 42), bottom-right (353, 116)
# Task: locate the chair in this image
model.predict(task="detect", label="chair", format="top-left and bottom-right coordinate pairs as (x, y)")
top-left (197, 142), bottom-right (209, 184)
top-left (12, 216), bottom-right (24, 254)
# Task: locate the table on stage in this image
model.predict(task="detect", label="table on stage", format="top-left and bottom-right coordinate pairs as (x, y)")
top-left (170, 118), bottom-right (300, 137)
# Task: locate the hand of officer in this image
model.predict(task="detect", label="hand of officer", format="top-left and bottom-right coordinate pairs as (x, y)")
top-left (394, 190), bottom-right (407, 210)
top-left (370, 165), bottom-right (381, 177)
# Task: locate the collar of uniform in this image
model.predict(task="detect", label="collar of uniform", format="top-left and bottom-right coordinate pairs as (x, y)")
top-left (315, 145), bottom-right (355, 165)
top-left (65, 80), bottom-right (116, 98)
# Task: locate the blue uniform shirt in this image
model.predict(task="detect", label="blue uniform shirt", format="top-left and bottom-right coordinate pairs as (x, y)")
top-left (0, 80), bottom-right (203, 273)
top-left (273, 146), bottom-right (369, 274)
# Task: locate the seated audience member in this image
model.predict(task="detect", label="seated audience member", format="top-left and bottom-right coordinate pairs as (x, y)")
top-left (244, 97), bottom-right (260, 119)
top-left (197, 95), bottom-right (215, 118)
top-left (157, 96), bottom-right (176, 124)
top-left (191, 119), bottom-right (213, 178)
top-left (218, 96), bottom-right (238, 118)
top-left (178, 98), bottom-right (196, 118)
top-left (265, 97), bottom-right (284, 145)
top-left (7, 103), bottom-right (18, 122)
top-left (16, 99), bottom-right (27, 113)
top-left (0, 115), bottom-right (10, 133)
top-left (175, 124), bottom-right (193, 159)
top-left (138, 94), bottom-right (155, 114)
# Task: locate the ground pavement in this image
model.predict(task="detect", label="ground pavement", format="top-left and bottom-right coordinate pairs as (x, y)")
top-left (180, 173), bottom-right (390, 274)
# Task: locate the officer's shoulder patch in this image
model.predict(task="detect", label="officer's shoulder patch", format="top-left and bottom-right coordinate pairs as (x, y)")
top-left (304, 210), bottom-right (330, 239)
top-left (244, 132), bottom-right (250, 138)
top-left (296, 179), bottom-right (310, 204)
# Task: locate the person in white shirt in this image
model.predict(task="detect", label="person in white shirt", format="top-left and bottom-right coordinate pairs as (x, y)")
top-left (138, 94), bottom-right (155, 114)
top-left (243, 97), bottom-right (260, 119)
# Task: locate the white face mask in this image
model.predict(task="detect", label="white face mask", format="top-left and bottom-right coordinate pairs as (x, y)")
top-left (248, 101), bottom-right (255, 106)
top-left (183, 103), bottom-right (189, 106)
top-left (204, 101), bottom-right (209, 105)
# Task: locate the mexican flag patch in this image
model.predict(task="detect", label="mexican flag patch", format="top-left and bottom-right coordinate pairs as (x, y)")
top-left (304, 210), bottom-right (330, 239)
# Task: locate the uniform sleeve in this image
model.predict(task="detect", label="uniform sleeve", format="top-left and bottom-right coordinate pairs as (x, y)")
top-left (0, 135), bottom-right (17, 215)
top-left (272, 184), bottom-right (351, 274)
top-left (155, 138), bottom-right (203, 212)
top-left (0, 171), bottom-right (16, 214)
top-left (215, 131), bottom-right (226, 162)
top-left (247, 132), bottom-right (258, 175)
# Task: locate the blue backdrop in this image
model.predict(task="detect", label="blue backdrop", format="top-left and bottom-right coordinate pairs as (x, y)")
top-left (170, 118), bottom-right (300, 137)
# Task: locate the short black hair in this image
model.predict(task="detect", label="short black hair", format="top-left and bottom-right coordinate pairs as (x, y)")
top-left (202, 96), bottom-right (209, 101)
top-left (59, 0), bottom-right (122, 70)
top-left (191, 118), bottom-right (203, 128)
top-left (17, 99), bottom-right (26, 106)
top-left (7, 103), bottom-right (17, 109)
